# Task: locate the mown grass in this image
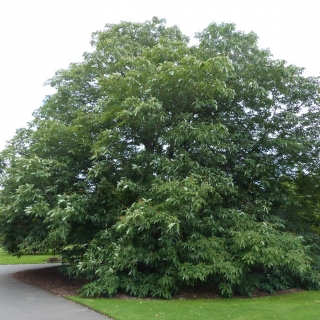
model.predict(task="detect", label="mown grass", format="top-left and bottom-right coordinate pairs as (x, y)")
top-left (0, 249), bottom-right (54, 264)
top-left (68, 291), bottom-right (320, 320)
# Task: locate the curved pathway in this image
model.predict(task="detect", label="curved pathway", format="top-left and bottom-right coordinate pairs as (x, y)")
top-left (0, 264), bottom-right (110, 320)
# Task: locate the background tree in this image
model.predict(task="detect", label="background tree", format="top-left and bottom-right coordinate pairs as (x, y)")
top-left (0, 18), bottom-right (319, 297)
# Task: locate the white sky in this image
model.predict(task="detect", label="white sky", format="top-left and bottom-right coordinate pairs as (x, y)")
top-left (1, 0), bottom-right (320, 151)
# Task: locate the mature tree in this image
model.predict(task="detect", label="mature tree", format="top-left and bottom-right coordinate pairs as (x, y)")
top-left (1, 18), bottom-right (320, 297)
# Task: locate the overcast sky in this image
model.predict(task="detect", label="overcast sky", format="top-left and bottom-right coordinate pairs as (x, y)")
top-left (1, 0), bottom-right (320, 151)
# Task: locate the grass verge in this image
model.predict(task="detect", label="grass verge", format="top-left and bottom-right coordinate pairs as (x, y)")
top-left (0, 249), bottom-right (54, 264)
top-left (68, 291), bottom-right (320, 320)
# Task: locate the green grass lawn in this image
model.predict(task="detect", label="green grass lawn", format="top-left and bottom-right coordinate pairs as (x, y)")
top-left (68, 291), bottom-right (320, 320)
top-left (0, 249), bottom-right (54, 264)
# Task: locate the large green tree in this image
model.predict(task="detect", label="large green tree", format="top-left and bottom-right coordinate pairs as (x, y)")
top-left (1, 18), bottom-right (320, 297)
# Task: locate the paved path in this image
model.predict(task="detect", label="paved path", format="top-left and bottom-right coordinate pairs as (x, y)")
top-left (0, 264), bottom-right (110, 320)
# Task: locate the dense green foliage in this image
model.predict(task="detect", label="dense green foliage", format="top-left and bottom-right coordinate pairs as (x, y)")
top-left (1, 18), bottom-right (320, 298)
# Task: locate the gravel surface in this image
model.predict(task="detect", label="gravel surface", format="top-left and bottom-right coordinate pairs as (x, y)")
top-left (0, 265), bottom-right (110, 320)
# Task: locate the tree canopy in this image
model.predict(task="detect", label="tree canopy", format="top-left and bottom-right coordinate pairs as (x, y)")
top-left (1, 17), bottom-right (320, 298)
